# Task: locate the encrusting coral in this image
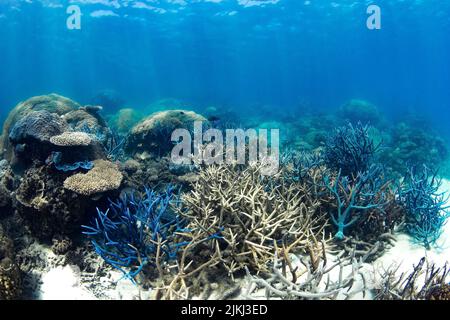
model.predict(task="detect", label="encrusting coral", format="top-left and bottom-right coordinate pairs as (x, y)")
top-left (63, 159), bottom-right (123, 196)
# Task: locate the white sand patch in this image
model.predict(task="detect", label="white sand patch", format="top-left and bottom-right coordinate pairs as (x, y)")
top-left (39, 265), bottom-right (96, 300)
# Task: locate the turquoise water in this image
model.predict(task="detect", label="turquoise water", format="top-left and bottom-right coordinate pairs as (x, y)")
top-left (0, 0), bottom-right (449, 149)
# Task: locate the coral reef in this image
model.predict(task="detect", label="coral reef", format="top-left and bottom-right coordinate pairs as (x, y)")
top-left (179, 163), bottom-right (328, 275)
top-left (374, 257), bottom-right (449, 300)
top-left (63, 160), bottom-right (123, 196)
top-left (398, 166), bottom-right (450, 249)
top-left (323, 122), bottom-right (380, 177)
top-left (323, 166), bottom-right (390, 240)
top-left (15, 165), bottom-right (93, 240)
top-left (244, 246), bottom-right (378, 300)
top-left (8, 110), bottom-right (69, 167)
top-left (82, 186), bottom-right (188, 282)
top-left (0, 94), bottom-right (80, 162)
top-left (1, 93), bottom-right (449, 301)
top-left (0, 225), bottom-right (22, 300)
top-left (381, 120), bottom-right (449, 176)
top-left (125, 110), bottom-right (207, 156)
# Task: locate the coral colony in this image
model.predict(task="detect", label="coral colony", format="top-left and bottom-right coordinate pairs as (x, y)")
top-left (0, 94), bottom-right (449, 300)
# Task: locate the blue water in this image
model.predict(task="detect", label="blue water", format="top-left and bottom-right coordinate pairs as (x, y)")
top-left (0, 0), bottom-right (450, 136)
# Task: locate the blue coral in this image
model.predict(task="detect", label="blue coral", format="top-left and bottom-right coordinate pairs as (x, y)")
top-left (399, 166), bottom-right (450, 249)
top-left (46, 152), bottom-right (94, 172)
top-left (323, 165), bottom-right (388, 240)
top-left (82, 186), bottom-right (190, 282)
top-left (324, 122), bottom-right (380, 177)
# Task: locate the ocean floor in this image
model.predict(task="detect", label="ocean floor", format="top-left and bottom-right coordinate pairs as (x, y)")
top-left (28, 179), bottom-right (450, 300)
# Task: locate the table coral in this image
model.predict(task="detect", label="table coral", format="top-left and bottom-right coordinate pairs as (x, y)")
top-left (63, 160), bottom-right (123, 196)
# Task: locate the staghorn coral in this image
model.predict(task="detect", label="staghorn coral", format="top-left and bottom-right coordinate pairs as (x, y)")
top-left (322, 165), bottom-right (390, 241)
top-left (283, 152), bottom-right (402, 260)
top-left (374, 257), bottom-right (450, 300)
top-left (63, 159), bottom-right (123, 196)
top-left (324, 122), bottom-right (380, 177)
top-left (50, 131), bottom-right (93, 147)
top-left (179, 163), bottom-right (328, 275)
top-left (398, 166), bottom-right (450, 249)
top-left (82, 186), bottom-right (193, 282)
top-left (243, 245), bottom-right (378, 300)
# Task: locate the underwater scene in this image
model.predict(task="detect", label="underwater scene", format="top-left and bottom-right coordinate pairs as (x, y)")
top-left (0, 0), bottom-right (450, 301)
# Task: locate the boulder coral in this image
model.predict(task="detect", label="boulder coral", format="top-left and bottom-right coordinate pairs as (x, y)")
top-left (0, 94), bottom-right (80, 161)
top-left (8, 110), bottom-right (69, 167)
top-left (63, 160), bottom-right (123, 196)
top-left (125, 110), bottom-right (207, 156)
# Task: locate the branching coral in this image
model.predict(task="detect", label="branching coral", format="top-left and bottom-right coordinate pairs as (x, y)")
top-left (82, 186), bottom-right (221, 288)
top-left (324, 122), bottom-right (380, 177)
top-left (322, 165), bottom-right (389, 240)
top-left (398, 166), bottom-right (450, 249)
top-left (82, 186), bottom-right (188, 282)
top-left (243, 244), bottom-right (379, 300)
top-left (374, 257), bottom-right (450, 300)
top-left (179, 163), bottom-right (328, 275)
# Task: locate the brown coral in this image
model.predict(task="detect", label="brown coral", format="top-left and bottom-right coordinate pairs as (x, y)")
top-left (63, 160), bottom-right (123, 196)
top-left (0, 226), bottom-right (21, 300)
top-left (15, 165), bottom-right (91, 239)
